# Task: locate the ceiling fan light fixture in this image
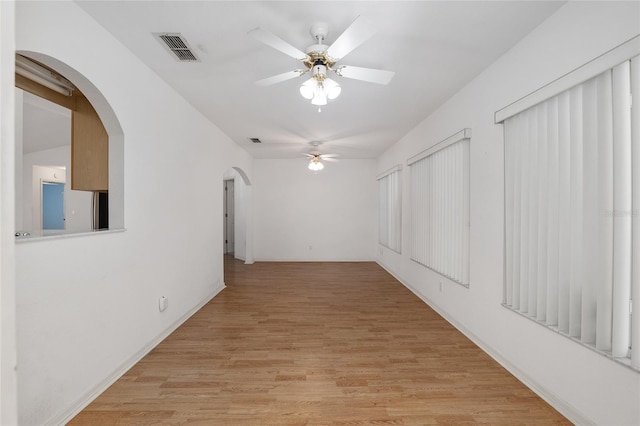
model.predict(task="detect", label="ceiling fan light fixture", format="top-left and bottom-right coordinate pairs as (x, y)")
top-left (324, 77), bottom-right (341, 100)
top-left (308, 159), bottom-right (324, 171)
top-left (299, 78), bottom-right (316, 99)
top-left (300, 63), bottom-right (339, 107)
top-left (311, 90), bottom-right (327, 106)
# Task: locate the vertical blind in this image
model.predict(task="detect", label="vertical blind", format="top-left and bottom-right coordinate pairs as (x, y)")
top-left (504, 57), bottom-right (639, 368)
top-left (409, 133), bottom-right (470, 286)
top-left (378, 167), bottom-right (402, 253)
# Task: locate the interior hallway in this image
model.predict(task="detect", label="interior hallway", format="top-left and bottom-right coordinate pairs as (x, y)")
top-left (68, 257), bottom-right (569, 425)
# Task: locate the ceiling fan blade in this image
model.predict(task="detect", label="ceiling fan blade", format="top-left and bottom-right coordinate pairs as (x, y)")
top-left (248, 27), bottom-right (308, 60)
top-left (335, 65), bottom-right (395, 85)
top-left (323, 157), bottom-right (339, 162)
top-left (255, 70), bottom-right (305, 87)
top-left (326, 15), bottom-right (376, 60)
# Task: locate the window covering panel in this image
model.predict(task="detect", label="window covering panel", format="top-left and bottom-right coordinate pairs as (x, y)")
top-left (504, 57), bottom-right (639, 368)
top-left (410, 135), bottom-right (470, 286)
top-left (378, 168), bottom-right (401, 253)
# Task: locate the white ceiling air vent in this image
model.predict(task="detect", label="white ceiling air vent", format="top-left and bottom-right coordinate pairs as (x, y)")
top-left (155, 33), bottom-right (199, 62)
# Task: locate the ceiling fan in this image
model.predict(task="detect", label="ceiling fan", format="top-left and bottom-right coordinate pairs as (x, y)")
top-left (305, 142), bottom-right (338, 171)
top-left (248, 16), bottom-right (395, 107)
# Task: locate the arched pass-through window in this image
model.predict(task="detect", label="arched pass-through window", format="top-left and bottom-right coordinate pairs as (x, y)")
top-left (15, 52), bottom-right (123, 238)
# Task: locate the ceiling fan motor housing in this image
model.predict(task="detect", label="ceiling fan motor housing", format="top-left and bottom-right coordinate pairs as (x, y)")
top-left (304, 22), bottom-right (334, 69)
top-left (304, 47), bottom-right (335, 70)
top-left (305, 44), bottom-right (329, 55)
top-left (312, 63), bottom-right (327, 78)
top-left (310, 22), bottom-right (329, 42)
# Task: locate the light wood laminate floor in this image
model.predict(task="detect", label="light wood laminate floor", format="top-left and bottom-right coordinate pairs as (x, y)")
top-left (69, 258), bottom-right (569, 425)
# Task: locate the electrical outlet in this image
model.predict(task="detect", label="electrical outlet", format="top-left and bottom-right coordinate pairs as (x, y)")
top-left (159, 296), bottom-right (168, 312)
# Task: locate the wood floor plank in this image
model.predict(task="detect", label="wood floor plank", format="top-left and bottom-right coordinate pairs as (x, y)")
top-left (69, 258), bottom-right (570, 425)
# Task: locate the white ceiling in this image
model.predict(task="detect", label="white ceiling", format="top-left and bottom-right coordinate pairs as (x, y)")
top-left (74, 1), bottom-right (564, 159)
top-left (21, 91), bottom-right (71, 154)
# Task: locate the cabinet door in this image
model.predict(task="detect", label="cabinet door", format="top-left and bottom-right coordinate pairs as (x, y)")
top-left (71, 93), bottom-right (108, 191)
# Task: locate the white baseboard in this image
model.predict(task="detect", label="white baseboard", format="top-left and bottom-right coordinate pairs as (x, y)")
top-left (376, 261), bottom-right (593, 426)
top-left (253, 258), bottom-right (375, 262)
top-left (47, 283), bottom-right (226, 426)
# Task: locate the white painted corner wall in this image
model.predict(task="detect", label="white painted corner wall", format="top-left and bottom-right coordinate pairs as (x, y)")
top-left (11, 2), bottom-right (252, 425)
top-left (0, 1), bottom-right (19, 424)
top-left (377, 2), bottom-right (640, 425)
top-left (253, 159), bottom-right (377, 261)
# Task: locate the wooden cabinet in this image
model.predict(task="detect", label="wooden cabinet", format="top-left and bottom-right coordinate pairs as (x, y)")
top-left (71, 93), bottom-right (108, 191)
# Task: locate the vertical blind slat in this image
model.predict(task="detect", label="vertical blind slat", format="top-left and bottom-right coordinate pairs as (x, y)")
top-left (504, 122), bottom-right (513, 305)
top-left (528, 108), bottom-right (539, 317)
top-left (462, 139), bottom-right (470, 285)
top-left (512, 116), bottom-right (522, 310)
top-left (581, 77), bottom-right (599, 344)
top-left (537, 104), bottom-right (549, 322)
top-left (458, 142), bottom-right (464, 283)
top-left (546, 98), bottom-right (560, 326)
top-left (557, 91), bottom-right (572, 334)
top-left (520, 112), bottom-right (530, 313)
top-left (569, 86), bottom-right (584, 338)
top-left (630, 55), bottom-right (640, 368)
top-left (611, 61), bottom-right (632, 358)
top-left (596, 70), bottom-right (614, 352)
top-left (438, 151), bottom-right (443, 274)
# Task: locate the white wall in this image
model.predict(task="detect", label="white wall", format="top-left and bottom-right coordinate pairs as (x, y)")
top-left (377, 2), bottom-right (640, 425)
top-left (12, 2), bottom-right (252, 425)
top-left (254, 159), bottom-right (377, 261)
top-left (0, 1), bottom-right (19, 424)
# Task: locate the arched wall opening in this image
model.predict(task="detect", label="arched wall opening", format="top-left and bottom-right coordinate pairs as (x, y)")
top-left (223, 166), bottom-right (253, 265)
top-left (16, 51), bottom-right (124, 233)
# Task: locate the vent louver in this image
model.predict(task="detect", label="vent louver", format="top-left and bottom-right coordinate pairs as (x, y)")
top-left (155, 33), bottom-right (199, 62)
top-left (249, 138), bottom-right (262, 144)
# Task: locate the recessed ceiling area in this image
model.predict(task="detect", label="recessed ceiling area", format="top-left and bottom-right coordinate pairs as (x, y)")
top-left (21, 91), bottom-right (71, 154)
top-left (76, 1), bottom-right (564, 159)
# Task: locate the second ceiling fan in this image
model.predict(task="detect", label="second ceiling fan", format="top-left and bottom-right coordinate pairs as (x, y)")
top-left (248, 16), bottom-right (395, 107)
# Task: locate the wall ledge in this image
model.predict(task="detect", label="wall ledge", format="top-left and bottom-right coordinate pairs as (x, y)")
top-left (15, 227), bottom-right (126, 243)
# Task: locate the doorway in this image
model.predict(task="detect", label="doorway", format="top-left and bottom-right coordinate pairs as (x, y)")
top-left (223, 179), bottom-right (235, 254)
top-left (222, 166), bottom-right (253, 266)
top-left (42, 182), bottom-right (65, 229)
